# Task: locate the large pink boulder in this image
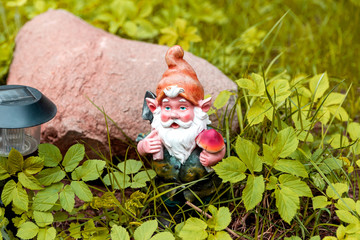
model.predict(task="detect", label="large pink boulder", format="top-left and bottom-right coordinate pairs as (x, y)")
top-left (7, 10), bottom-right (236, 157)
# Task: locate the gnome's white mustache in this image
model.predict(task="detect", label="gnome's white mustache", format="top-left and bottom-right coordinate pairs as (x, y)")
top-left (161, 119), bottom-right (193, 129)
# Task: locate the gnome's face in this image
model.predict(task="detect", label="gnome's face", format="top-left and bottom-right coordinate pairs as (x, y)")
top-left (147, 88), bottom-right (211, 163)
top-left (160, 96), bottom-right (195, 129)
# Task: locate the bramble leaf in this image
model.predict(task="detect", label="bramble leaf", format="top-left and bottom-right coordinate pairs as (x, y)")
top-left (335, 210), bottom-right (359, 224)
top-left (38, 143), bottom-right (62, 167)
top-left (37, 227), bottom-right (56, 240)
top-left (103, 172), bottom-right (131, 189)
top-left (312, 196), bottom-right (330, 209)
top-left (36, 167), bottom-right (66, 186)
top-left (274, 159), bottom-right (308, 178)
top-left (212, 156), bottom-right (247, 183)
top-left (279, 174), bottom-right (313, 197)
top-left (242, 175), bottom-right (264, 211)
top-left (118, 159), bottom-right (142, 174)
top-left (326, 183), bottom-right (348, 200)
top-left (132, 170), bottom-right (156, 188)
top-left (70, 181), bottom-right (93, 202)
top-left (134, 220), bottom-right (158, 240)
top-left (236, 73), bottom-right (265, 96)
top-left (235, 137), bottom-right (262, 173)
top-left (2, 181), bottom-right (29, 211)
top-left (207, 231), bottom-right (232, 240)
top-left (33, 211), bottom-right (53, 227)
top-left (178, 218), bottom-right (208, 240)
top-left (23, 156), bottom-right (44, 175)
top-left (16, 221), bottom-right (39, 239)
top-left (62, 144), bottom-right (85, 172)
top-left (207, 205), bottom-right (231, 231)
top-left (275, 186), bottom-right (299, 224)
top-left (7, 148), bottom-right (23, 174)
top-left (33, 182), bottom-right (63, 211)
top-left (150, 232), bottom-right (175, 240)
top-left (18, 172), bottom-right (44, 190)
top-left (309, 72), bottom-right (329, 101)
top-left (60, 185), bottom-right (75, 213)
top-left (72, 160), bottom-right (106, 181)
top-left (213, 90), bottom-right (233, 109)
top-left (272, 127), bottom-right (299, 158)
top-left (111, 225), bottom-right (130, 240)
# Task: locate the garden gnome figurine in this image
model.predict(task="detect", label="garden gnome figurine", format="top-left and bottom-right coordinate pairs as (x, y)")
top-left (137, 45), bottom-right (225, 203)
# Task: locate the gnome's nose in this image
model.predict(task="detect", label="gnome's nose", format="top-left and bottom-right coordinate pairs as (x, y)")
top-left (170, 112), bottom-right (179, 119)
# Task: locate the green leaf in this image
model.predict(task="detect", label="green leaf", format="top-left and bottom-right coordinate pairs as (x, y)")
top-left (72, 160), bottom-right (106, 181)
top-left (33, 211), bottom-right (54, 227)
top-left (70, 181), bottom-right (93, 202)
top-left (1, 179), bottom-right (16, 206)
top-left (312, 196), bottom-right (330, 209)
top-left (134, 220), bottom-right (158, 240)
top-left (60, 185), bottom-right (75, 213)
top-left (150, 232), bottom-right (175, 240)
top-left (235, 137), bottom-right (262, 173)
top-left (103, 172), bottom-right (131, 189)
top-left (309, 72), bottom-right (329, 101)
top-left (336, 225), bottom-right (346, 240)
top-left (356, 201), bottom-right (360, 215)
top-left (33, 182), bottom-right (63, 211)
top-left (274, 159), bottom-right (308, 178)
top-left (212, 156), bottom-right (247, 183)
top-left (284, 237), bottom-right (302, 240)
top-left (38, 143), bottom-right (62, 167)
top-left (62, 144), bottom-right (85, 172)
top-left (111, 225), bottom-right (130, 240)
top-left (242, 175), bottom-right (264, 211)
top-left (69, 222), bottom-right (82, 239)
top-left (132, 170), bottom-right (157, 188)
top-left (0, 157), bottom-right (10, 180)
top-left (36, 167), bottom-right (66, 186)
top-left (213, 90), bottom-right (233, 109)
top-left (37, 227), bottom-right (56, 240)
top-left (23, 156), bottom-right (44, 175)
top-left (328, 105), bottom-right (349, 121)
top-left (208, 231), bottom-right (232, 240)
top-left (236, 73), bottom-right (265, 96)
top-left (118, 159), bottom-right (142, 174)
top-left (178, 217), bottom-right (208, 240)
top-left (13, 183), bottom-right (29, 211)
top-left (326, 183), bottom-right (348, 200)
top-left (335, 210), bottom-right (359, 224)
top-left (207, 205), bottom-right (231, 231)
top-left (18, 172), bottom-right (44, 190)
top-left (16, 221), bottom-right (39, 239)
top-left (323, 92), bottom-right (346, 107)
top-left (272, 127), bottom-right (299, 158)
top-left (7, 148), bottom-right (24, 174)
top-left (348, 122), bottom-right (360, 141)
top-left (279, 174), bottom-right (313, 197)
top-left (328, 133), bottom-right (350, 149)
top-left (275, 186), bottom-right (299, 224)
top-left (267, 79), bottom-right (291, 103)
top-left (312, 196), bottom-right (331, 209)
top-left (247, 100), bottom-right (272, 125)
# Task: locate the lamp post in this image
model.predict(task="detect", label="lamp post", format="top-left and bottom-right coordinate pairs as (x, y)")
top-left (0, 85), bottom-right (57, 157)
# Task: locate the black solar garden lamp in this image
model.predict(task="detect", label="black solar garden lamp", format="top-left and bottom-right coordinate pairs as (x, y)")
top-left (0, 85), bottom-right (57, 157)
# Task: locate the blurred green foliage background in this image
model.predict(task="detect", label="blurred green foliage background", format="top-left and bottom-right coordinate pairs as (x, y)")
top-left (1, 0), bottom-right (360, 98)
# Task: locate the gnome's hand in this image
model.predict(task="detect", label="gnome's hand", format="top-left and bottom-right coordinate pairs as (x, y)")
top-left (137, 130), bottom-right (162, 156)
top-left (199, 148), bottom-right (226, 167)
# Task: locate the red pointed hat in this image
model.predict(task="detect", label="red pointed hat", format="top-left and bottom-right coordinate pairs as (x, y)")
top-left (156, 45), bottom-right (204, 106)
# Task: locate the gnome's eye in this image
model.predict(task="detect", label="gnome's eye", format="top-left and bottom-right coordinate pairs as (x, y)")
top-left (165, 106), bottom-right (171, 111)
top-left (180, 106), bottom-right (187, 111)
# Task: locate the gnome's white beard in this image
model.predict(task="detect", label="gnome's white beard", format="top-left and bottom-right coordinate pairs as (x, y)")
top-left (151, 107), bottom-right (210, 164)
